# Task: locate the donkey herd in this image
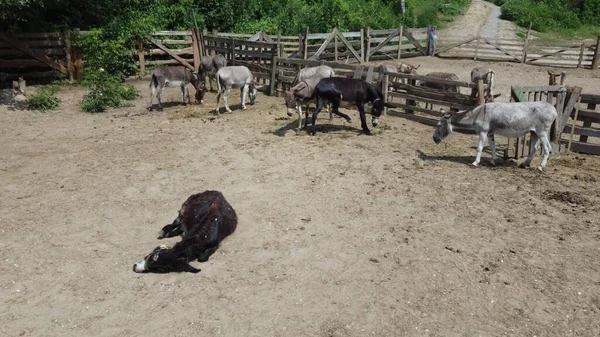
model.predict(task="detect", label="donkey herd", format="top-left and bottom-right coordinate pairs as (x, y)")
top-left (135, 54), bottom-right (559, 273)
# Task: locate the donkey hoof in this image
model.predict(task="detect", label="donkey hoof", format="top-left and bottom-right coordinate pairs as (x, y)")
top-left (471, 162), bottom-right (479, 167)
top-left (537, 166), bottom-right (544, 172)
top-left (147, 107), bottom-right (153, 112)
top-left (488, 161), bottom-right (496, 167)
top-left (157, 107), bottom-right (164, 112)
top-left (242, 106), bottom-right (247, 110)
top-left (518, 163), bottom-right (530, 169)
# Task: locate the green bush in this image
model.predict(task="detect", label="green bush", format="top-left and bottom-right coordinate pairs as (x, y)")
top-left (80, 69), bottom-right (138, 113)
top-left (501, 0), bottom-right (581, 32)
top-left (27, 86), bottom-right (60, 112)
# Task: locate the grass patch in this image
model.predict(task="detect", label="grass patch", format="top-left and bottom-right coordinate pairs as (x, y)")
top-left (80, 69), bottom-right (138, 113)
top-left (27, 85), bottom-right (61, 112)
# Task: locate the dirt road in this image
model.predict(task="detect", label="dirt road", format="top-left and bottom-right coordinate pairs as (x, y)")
top-left (439, 0), bottom-right (520, 40)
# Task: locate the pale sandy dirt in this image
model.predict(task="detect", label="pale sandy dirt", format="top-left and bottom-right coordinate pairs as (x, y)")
top-left (1, 53), bottom-right (600, 337)
top-left (439, 0), bottom-right (520, 40)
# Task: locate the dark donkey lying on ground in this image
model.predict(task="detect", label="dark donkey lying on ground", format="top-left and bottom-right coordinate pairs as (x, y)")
top-left (311, 77), bottom-right (387, 135)
top-left (133, 191), bottom-right (237, 273)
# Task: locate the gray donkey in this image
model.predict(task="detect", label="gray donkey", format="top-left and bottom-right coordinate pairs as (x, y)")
top-left (433, 101), bottom-right (558, 171)
top-left (148, 66), bottom-right (204, 111)
top-left (200, 54), bottom-right (227, 92)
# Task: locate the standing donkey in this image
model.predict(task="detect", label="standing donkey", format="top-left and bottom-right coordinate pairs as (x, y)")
top-left (215, 66), bottom-right (259, 114)
top-left (148, 66), bottom-right (204, 111)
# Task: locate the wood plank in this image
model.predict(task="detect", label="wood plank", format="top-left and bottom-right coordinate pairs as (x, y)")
top-left (389, 83), bottom-right (479, 106)
top-left (204, 36), bottom-right (276, 49)
top-left (0, 32), bottom-right (67, 75)
top-left (388, 92), bottom-right (474, 110)
top-left (153, 31), bottom-right (192, 36)
top-left (565, 141), bottom-right (600, 155)
top-left (144, 58), bottom-right (195, 66)
top-left (556, 87), bottom-right (583, 141)
top-left (368, 27), bottom-right (401, 57)
top-left (387, 72), bottom-right (480, 89)
top-left (570, 108), bottom-right (600, 121)
top-left (403, 30), bottom-right (427, 55)
top-left (511, 87), bottom-right (528, 102)
top-left (335, 29), bottom-right (362, 63)
top-left (309, 29), bottom-right (336, 60)
top-left (481, 37), bottom-right (521, 61)
top-left (563, 124), bottom-right (600, 138)
top-left (434, 36), bottom-right (478, 55)
top-left (580, 94), bottom-right (600, 105)
top-left (150, 39), bottom-right (194, 70)
top-left (147, 47), bottom-right (194, 55)
top-left (152, 39), bottom-right (193, 45)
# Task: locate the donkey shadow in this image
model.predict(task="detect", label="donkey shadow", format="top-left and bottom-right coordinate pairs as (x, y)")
top-left (272, 116), bottom-right (363, 137)
top-left (148, 101), bottom-right (192, 111)
top-left (417, 149), bottom-right (517, 167)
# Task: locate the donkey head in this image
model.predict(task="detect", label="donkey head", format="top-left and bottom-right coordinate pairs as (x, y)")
top-left (433, 109), bottom-right (453, 144)
top-left (133, 245), bottom-right (200, 274)
top-left (249, 80), bottom-right (260, 105)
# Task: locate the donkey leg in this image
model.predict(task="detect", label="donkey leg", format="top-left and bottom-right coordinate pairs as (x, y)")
top-left (488, 133), bottom-right (497, 166)
top-left (311, 98), bottom-right (325, 136)
top-left (224, 88), bottom-right (233, 113)
top-left (241, 85), bottom-right (248, 110)
top-left (297, 104), bottom-right (303, 130)
top-left (357, 103), bottom-right (371, 135)
top-left (148, 84), bottom-right (156, 111)
top-left (473, 131), bottom-right (488, 166)
top-left (538, 132), bottom-right (551, 171)
top-left (156, 87), bottom-right (164, 111)
top-left (520, 133), bottom-right (540, 168)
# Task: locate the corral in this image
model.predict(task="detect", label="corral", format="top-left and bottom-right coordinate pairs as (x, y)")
top-left (1, 54), bottom-right (600, 336)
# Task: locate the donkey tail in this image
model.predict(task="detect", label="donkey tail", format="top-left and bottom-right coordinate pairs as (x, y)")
top-left (150, 73), bottom-right (158, 89)
top-left (216, 71), bottom-right (223, 94)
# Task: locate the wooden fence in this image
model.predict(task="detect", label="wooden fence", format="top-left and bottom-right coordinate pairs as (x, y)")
top-left (436, 33), bottom-right (600, 69)
top-left (563, 94), bottom-right (600, 155)
top-left (0, 30), bottom-right (82, 81)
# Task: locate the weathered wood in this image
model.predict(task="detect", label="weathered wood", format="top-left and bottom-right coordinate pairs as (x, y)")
top-left (403, 30), bottom-right (427, 55)
top-left (521, 23), bottom-right (531, 63)
top-left (397, 25), bottom-right (403, 60)
top-left (570, 108), bottom-right (600, 121)
top-left (511, 87), bottom-right (528, 102)
top-left (360, 28), bottom-right (364, 62)
top-left (474, 37), bottom-right (480, 61)
top-left (481, 37), bottom-right (521, 62)
top-left (567, 141), bottom-right (600, 155)
top-left (137, 38), bottom-right (146, 76)
top-left (389, 92), bottom-right (475, 111)
top-left (580, 93), bottom-right (600, 105)
top-left (269, 55), bottom-right (277, 96)
top-left (144, 58), bottom-right (195, 66)
top-left (556, 87), bottom-right (583, 142)
top-left (382, 74), bottom-right (389, 115)
top-left (477, 79), bottom-right (485, 105)
top-left (434, 36), bottom-right (479, 55)
top-left (577, 42), bottom-right (586, 68)
top-left (567, 97), bottom-right (582, 152)
top-left (310, 29), bottom-right (336, 60)
top-left (352, 66), bottom-right (364, 79)
top-left (335, 29), bottom-right (362, 63)
top-left (390, 82), bottom-right (479, 106)
top-left (150, 39), bottom-right (194, 70)
top-left (579, 102), bottom-right (596, 142)
top-left (0, 32), bottom-right (68, 75)
top-left (191, 28), bottom-right (201, 73)
top-left (303, 27), bottom-right (309, 60)
top-left (564, 124), bottom-right (600, 138)
top-left (368, 26), bottom-right (401, 57)
top-left (61, 29), bottom-right (74, 81)
top-left (388, 72), bottom-right (482, 89)
top-left (153, 31), bottom-right (193, 36)
top-left (592, 36), bottom-right (600, 69)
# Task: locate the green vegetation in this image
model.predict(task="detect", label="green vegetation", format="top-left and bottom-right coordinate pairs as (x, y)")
top-left (80, 69), bottom-right (138, 113)
top-left (27, 85), bottom-right (61, 112)
top-left (489, 0), bottom-right (600, 39)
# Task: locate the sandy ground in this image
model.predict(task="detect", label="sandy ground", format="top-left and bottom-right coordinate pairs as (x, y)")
top-left (1, 55), bottom-right (600, 336)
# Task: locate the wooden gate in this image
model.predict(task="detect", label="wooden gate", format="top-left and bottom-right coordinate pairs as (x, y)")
top-left (509, 85), bottom-right (582, 158)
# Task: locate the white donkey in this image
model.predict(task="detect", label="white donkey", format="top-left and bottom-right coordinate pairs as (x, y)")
top-left (215, 66), bottom-right (258, 114)
top-left (433, 101), bottom-right (558, 171)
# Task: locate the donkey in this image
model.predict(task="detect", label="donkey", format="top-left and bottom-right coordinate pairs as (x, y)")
top-left (418, 72), bottom-right (461, 110)
top-left (470, 67), bottom-right (496, 102)
top-left (279, 77), bottom-right (332, 130)
top-left (215, 66), bottom-right (258, 114)
top-left (200, 54), bottom-right (227, 92)
top-left (433, 102), bottom-right (558, 171)
top-left (293, 65), bottom-right (335, 85)
top-left (380, 62), bottom-right (420, 84)
top-left (311, 77), bottom-right (386, 136)
top-left (148, 66), bottom-right (204, 111)
top-left (133, 190), bottom-right (237, 274)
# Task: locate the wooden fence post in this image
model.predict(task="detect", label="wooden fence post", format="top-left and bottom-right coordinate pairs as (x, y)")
top-left (270, 54), bottom-right (278, 96)
top-left (382, 74), bottom-right (389, 115)
top-left (577, 42), bottom-right (585, 68)
top-left (397, 25), bottom-right (403, 60)
top-left (474, 37), bottom-right (480, 61)
top-left (522, 23), bottom-right (532, 63)
top-left (592, 36), bottom-right (600, 70)
top-left (360, 28), bottom-right (365, 63)
top-left (303, 27), bottom-right (309, 59)
top-left (477, 79), bottom-right (485, 105)
top-left (230, 37), bottom-right (235, 65)
top-left (365, 27), bottom-right (371, 63)
top-left (334, 34), bottom-right (338, 61)
top-left (276, 31), bottom-right (282, 57)
top-left (191, 28), bottom-right (201, 74)
top-left (62, 29), bottom-right (75, 82)
top-left (580, 101), bottom-right (595, 143)
top-left (71, 28), bottom-right (83, 80)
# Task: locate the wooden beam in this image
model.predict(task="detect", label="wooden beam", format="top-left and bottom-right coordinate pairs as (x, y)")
top-left (481, 37), bottom-right (521, 62)
top-left (434, 36), bottom-right (478, 55)
top-left (310, 29), bottom-right (336, 60)
top-left (335, 29), bottom-right (362, 63)
top-left (61, 30), bottom-right (74, 81)
top-left (191, 28), bottom-right (201, 73)
top-left (403, 30), bottom-right (426, 55)
top-left (150, 39), bottom-right (194, 70)
top-left (522, 23), bottom-right (532, 63)
top-left (368, 26), bottom-right (401, 57)
top-left (577, 42), bottom-right (585, 68)
top-left (592, 36), bottom-right (600, 70)
top-left (365, 27), bottom-right (371, 62)
top-left (397, 25), bottom-right (403, 60)
top-left (0, 32), bottom-right (68, 75)
top-left (556, 86), bottom-right (582, 142)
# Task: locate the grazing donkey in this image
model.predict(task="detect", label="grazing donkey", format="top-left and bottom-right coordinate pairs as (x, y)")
top-left (311, 77), bottom-right (386, 136)
top-left (380, 62), bottom-right (420, 84)
top-left (215, 66), bottom-right (258, 114)
top-left (148, 66), bottom-right (204, 111)
top-left (418, 72), bottom-right (461, 93)
top-left (470, 67), bottom-right (496, 101)
top-left (293, 65), bottom-right (335, 85)
top-left (200, 54), bottom-right (227, 93)
top-left (433, 102), bottom-right (558, 171)
top-left (133, 190), bottom-right (237, 274)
